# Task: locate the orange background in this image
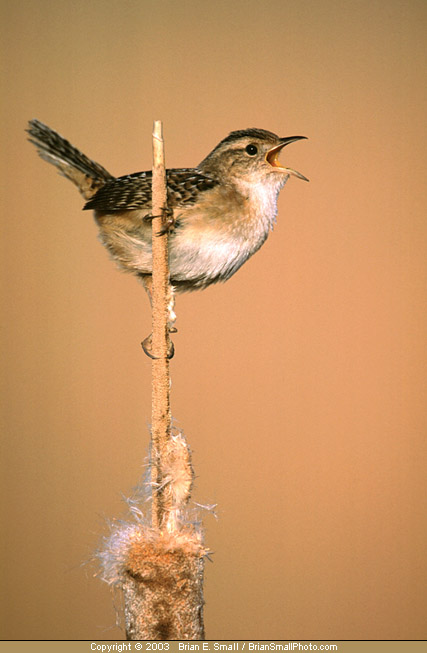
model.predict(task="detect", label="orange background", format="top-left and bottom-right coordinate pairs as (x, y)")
top-left (1, 0), bottom-right (426, 641)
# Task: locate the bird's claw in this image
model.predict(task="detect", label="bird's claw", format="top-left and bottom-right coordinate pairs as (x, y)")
top-left (143, 207), bottom-right (175, 235)
top-left (141, 333), bottom-right (175, 359)
top-left (156, 212), bottom-right (175, 236)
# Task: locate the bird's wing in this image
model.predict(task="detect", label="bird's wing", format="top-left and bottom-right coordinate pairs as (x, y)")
top-left (83, 169), bottom-right (218, 212)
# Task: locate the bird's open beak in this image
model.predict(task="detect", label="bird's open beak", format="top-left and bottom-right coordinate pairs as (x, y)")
top-left (266, 136), bottom-right (309, 181)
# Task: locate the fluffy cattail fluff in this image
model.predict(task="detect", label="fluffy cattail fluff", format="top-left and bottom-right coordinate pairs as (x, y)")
top-left (97, 426), bottom-right (207, 640)
top-left (151, 429), bottom-right (194, 532)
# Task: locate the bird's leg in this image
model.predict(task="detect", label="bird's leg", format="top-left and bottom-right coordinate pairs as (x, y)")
top-left (140, 274), bottom-right (154, 304)
top-left (167, 286), bottom-right (177, 333)
top-left (141, 275), bottom-right (176, 359)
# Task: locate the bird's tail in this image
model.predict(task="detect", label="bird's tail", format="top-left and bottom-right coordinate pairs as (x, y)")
top-left (27, 119), bottom-right (114, 200)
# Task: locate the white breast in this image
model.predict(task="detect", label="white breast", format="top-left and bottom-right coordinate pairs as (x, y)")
top-left (169, 227), bottom-right (252, 282)
top-left (169, 175), bottom-right (288, 284)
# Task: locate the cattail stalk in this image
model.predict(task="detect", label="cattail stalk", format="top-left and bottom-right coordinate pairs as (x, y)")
top-left (100, 122), bottom-right (205, 641)
top-left (150, 120), bottom-right (172, 530)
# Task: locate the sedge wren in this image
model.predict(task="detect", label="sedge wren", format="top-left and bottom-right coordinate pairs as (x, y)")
top-left (27, 120), bottom-right (307, 297)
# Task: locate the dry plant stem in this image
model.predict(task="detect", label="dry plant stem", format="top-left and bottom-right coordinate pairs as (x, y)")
top-left (118, 123), bottom-right (204, 640)
top-left (151, 120), bottom-right (171, 531)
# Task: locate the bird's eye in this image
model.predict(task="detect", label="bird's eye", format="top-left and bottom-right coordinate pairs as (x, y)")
top-left (245, 144), bottom-right (258, 156)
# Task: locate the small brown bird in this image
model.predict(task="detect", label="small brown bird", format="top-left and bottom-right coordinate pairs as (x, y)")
top-left (27, 120), bottom-right (308, 296)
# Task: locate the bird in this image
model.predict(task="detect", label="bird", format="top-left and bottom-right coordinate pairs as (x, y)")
top-left (27, 120), bottom-right (308, 354)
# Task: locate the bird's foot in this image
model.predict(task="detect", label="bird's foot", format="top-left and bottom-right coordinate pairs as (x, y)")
top-left (141, 332), bottom-right (175, 360)
top-left (143, 207), bottom-right (175, 235)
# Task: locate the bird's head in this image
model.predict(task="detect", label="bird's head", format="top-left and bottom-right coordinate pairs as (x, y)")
top-left (198, 128), bottom-right (308, 187)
